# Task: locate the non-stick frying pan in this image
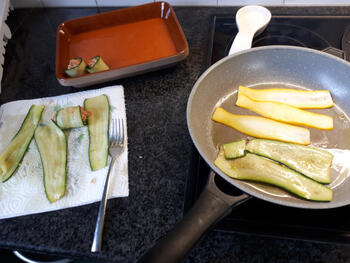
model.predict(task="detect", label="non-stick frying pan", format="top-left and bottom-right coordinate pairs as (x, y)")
top-left (139, 46), bottom-right (350, 263)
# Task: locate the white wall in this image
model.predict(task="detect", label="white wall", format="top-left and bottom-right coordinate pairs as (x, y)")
top-left (10, 0), bottom-right (350, 8)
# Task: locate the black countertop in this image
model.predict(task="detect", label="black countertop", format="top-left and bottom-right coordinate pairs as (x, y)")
top-left (1, 5), bottom-right (350, 263)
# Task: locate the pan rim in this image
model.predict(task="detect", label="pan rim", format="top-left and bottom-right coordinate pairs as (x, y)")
top-left (186, 45), bottom-right (350, 209)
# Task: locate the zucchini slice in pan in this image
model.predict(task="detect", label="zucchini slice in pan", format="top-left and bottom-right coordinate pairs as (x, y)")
top-left (222, 140), bottom-right (246, 159)
top-left (34, 121), bottom-right (67, 203)
top-left (55, 106), bottom-right (89, 129)
top-left (84, 94), bottom-right (110, 171)
top-left (0, 105), bottom-right (45, 182)
top-left (212, 107), bottom-right (310, 145)
top-left (238, 85), bottom-right (334, 109)
top-left (214, 149), bottom-right (332, 201)
top-left (246, 139), bottom-right (333, 184)
top-left (236, 93), bottom-right (333, 130)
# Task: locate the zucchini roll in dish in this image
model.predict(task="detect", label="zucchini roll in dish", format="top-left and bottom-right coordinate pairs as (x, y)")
top-left (53, 106), bottom-right (91, 129)
top-left (87, 56), bottom-right (109, 73)
top-left (65, 57), bottom-right (86, 77)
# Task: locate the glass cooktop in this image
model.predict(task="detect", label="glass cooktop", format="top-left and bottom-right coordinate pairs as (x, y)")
top-left (184, 15), bottom-right (350, 244)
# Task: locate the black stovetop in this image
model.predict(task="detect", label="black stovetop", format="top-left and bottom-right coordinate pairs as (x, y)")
top-left (184, 15), bottom-right (350, 244)
top-left (210, 15), bottom-right (350, 64)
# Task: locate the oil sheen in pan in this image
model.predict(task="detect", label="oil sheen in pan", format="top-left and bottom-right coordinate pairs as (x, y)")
top-left (211, 83), bottom-right (350, 198)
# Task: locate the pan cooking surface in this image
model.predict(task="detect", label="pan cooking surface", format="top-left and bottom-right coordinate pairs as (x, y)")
top-left (211, 82), bottom-right (350, 200)
top-left (188, 46), bottom-right (350, 208)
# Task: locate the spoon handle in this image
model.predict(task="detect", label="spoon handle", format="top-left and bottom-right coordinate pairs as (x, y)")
top-left (228, 30), bottom-right (254, 56)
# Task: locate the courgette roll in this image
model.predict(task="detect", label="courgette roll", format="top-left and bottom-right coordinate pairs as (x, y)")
top-left (54, 106), bottom-right (91, 129)
top-left (34, 121), bottom-right (67, 203)
top-left (84, 94), bottom-right (110, 171)
top-left (65, 57), bottom-right (86, 77)
top-left (0, 105), bottom-right (45, 182)
top-left (86, 56), bottom-right (109, 73)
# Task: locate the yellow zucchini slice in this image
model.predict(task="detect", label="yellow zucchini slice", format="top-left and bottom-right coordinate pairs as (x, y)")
top-left (212, 107), bottom-right (310, 145)
top-left (238, 85), bottom-right (334, 109)
top-left (236, 93), bottom-right (333, 130)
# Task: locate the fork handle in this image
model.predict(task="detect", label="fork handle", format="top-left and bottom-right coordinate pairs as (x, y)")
top-left (91, 158), bottom-right (117, 252)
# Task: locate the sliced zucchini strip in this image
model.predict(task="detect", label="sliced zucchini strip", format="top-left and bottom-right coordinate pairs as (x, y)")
top-left (238, 85), bottom-right (334, 109)
top-left (212, 107), bottom-right (310, 145)
top-left (65, 57), bottom-right (86, 77)
top-left (236, 93), bottom-right (333, 130)
top-left (84, 94), bottom-right (110, 171)
top-left (56, 106), bottom-right (85, 129)
top-left (86, 56), bottom-right (109, 73)
top-left (214, 149), bottom-right (332, 201)
top-left (35, 121), bottom-right (67, 203)
top-left (246, 139), bottom-right (333, 184)
top-left (0, 105), bottom-right (45, 182)
top-left (222, 140), bottom-right (246, 159)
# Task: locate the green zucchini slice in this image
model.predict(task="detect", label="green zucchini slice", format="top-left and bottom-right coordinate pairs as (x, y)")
top-left (86, 56), bottom-right (109, 73)
top-left (56, 106), bottom-right (86, 129)
top-left (84, 94), bottom-right (110, 171)
top-left (246, 139), bottom-right (333, 184)
top-left (0, 105), bottom-right (45, 182)
top-left (214, 149), bottom-right (332, 201)
top-left (65, 57), bottom-right (86, 77)
top-left (34, 121), bottom-right (67, 203)
top-left (222, 140), bottom-right (246, 159)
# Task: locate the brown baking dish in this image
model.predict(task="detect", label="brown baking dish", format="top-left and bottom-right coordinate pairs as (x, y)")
top-left (56, 1), bottom-right (189, 87)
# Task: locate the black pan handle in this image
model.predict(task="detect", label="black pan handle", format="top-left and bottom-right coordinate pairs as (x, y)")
top-left (138, 172), bottom-right (250, 263)
top-left (322, 47), bottom-right (346, 60)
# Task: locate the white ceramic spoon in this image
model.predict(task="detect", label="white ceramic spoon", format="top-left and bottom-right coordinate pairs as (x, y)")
top-left (228, 5), bottom-right (271, 56)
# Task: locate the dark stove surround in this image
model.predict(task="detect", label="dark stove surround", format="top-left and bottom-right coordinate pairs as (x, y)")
top-left (185, 15), bottom-right (350, 244)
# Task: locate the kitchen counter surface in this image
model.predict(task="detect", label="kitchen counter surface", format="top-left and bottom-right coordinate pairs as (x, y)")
top-left (1, 5), bottom-right (350, 263)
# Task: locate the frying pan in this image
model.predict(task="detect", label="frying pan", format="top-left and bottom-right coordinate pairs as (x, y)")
top-left (139, 46), bottom-right (350, 263)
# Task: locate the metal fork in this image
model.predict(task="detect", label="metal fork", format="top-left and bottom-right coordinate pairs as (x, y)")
top-left (91, 118), bottom-right (125, 252)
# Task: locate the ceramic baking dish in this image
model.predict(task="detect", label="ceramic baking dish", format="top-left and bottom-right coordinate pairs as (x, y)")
top-left (56, 1), bottom-right (189, 87)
